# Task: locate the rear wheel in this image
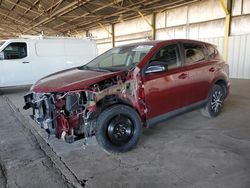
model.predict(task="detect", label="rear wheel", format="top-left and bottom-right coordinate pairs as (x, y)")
top-left (201, 84), bottom-right (225, 118)
top-left (96, 104), bottom-right (142, 153)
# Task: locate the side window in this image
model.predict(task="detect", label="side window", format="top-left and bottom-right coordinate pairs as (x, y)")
top-left (150, 44), bottom-right (181, 70)
top-left (183, 43), bottom-right (205, 64)
top-left (3, 42), bottom-right (27, 60)
top-left (206, 44), bottom-right (216, 58)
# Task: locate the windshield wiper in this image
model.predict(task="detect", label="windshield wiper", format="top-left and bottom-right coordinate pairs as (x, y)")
top-left (79, 65), bottom-right (112, 72)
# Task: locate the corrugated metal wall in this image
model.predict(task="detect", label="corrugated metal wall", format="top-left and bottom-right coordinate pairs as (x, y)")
top-left (228, 35), bottom-right (250, 79)
top-left (201, 34), bottom-right (250, 79)
top-left (88, 0), bottom-right (250, 79)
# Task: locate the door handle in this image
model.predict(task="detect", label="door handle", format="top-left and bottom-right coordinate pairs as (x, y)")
top-left (22, 61), bottom-right (29, 64)
top-left (209, 67), bottom-right (215, 72)
top-left (178, 73), bottom-right (188, 79)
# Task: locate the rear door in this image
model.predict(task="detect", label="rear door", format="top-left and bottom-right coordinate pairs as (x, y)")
top-left (143, 42), bottom-right (191, 119)
top-left (181, 42), bottom-right (216, 104)
top-left (0, 42), bottom-right (33, 87)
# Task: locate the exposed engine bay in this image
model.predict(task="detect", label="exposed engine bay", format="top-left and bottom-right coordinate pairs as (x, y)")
top-left (23, 75), bottom-right (141, 144)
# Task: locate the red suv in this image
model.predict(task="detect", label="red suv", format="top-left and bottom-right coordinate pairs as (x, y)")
top-left (24, 39), bottom-right (230, 153)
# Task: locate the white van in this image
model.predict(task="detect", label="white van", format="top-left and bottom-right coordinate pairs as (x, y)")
top-left (0, 37), bottom-right (98, 87)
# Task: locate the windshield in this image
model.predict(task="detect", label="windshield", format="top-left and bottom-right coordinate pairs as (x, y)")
top-left (0, 41), bottom-right (5, 48)
top-left (83, 44), bottom-right (154, 72)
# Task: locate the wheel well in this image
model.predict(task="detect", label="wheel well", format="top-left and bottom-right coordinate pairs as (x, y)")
top-left (95, 95), bottom-right (139, 116)
top-left (215, 79), bottom-right (227, 95)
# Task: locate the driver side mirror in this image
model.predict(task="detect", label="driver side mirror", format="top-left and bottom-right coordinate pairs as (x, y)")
top-left (0, 52), bottom-right (4, 60)
top-left (145, 61), bottom-right (167, 74)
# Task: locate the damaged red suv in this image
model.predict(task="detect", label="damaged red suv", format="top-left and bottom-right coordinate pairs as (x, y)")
top-left (24, 39), bottom-right (230, 153)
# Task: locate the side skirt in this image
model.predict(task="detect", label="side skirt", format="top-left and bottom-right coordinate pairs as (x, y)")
top-left (145, 100), bottom-right (207, 128)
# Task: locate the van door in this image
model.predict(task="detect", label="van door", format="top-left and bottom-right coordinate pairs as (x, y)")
top-left (0, 42), bottom-right (33, 87)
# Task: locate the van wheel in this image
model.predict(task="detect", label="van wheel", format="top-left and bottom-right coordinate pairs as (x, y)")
top-left (96, 105), bottom-right (142, 153)
top-left (201, 84), bottom-right (225, 118)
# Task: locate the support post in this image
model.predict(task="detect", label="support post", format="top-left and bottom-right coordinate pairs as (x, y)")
top-left (151, 12), bottom-right (156, 40)
top-left (128, 0), bottom-right (154, 40)
top-left (219, 0), bottom-right (232, 61)
top-left (85, 30), bottom-right (89, 38)
top-left (111, 24), bottom-right (115, 47)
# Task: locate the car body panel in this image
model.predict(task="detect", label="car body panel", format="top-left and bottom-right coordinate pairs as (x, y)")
top-left (31, 68), bottom-right (125, 93)
top-left (23, 39), bottom-right (230, 148)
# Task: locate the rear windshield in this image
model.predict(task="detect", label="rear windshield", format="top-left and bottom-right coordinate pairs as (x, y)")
top-left (0, 41), bottom-right (5, 48)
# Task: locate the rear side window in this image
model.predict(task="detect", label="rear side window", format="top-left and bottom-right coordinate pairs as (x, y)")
top-left (206, 44), bottom-right (217, 58)
top-left (3, 42), bottom-right (27, 60)
top-left (150, 44), bottom-right (181, 70)
top-left (183, 43), bottom-right (205, 64)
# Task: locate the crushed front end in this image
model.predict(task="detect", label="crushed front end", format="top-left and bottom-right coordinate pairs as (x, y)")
top-left (24, 90), bottom-right (96, 143)
top-left (23, 75), bottom-right (145, 144)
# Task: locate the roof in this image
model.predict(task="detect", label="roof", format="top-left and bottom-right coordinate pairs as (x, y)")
top-left (0, 0), bottom-right (199, 39)
top-left (118, 39), bottom-right (213, 47)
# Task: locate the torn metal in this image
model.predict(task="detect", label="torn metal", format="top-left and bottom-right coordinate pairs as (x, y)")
top-left (23, 75), bottom-right (146, 144)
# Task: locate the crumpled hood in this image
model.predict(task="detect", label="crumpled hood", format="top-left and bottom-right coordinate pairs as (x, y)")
top-left (31, 67), bottom-right (123, 93)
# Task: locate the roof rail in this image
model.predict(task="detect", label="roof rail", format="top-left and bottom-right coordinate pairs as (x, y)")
top-left (18, 35), bottom-right (87, 40)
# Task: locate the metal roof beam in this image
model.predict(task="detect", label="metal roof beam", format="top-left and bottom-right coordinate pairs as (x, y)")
top-left (23, 0), bottom-right (89, 33)
top-left (53, 0), bottom-right (124, 29)
top-left (60, 0), bottom-right (161, 33)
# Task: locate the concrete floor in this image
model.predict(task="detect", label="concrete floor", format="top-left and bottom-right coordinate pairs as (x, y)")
top-left (0, 95), bottom-right (74, 188)
top-left (1, 79), bottom-right (250, 188)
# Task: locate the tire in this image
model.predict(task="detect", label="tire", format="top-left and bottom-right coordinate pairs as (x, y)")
top-left (96, 104), bottom-right (142, 153)
top-left (201, 84), bottom-right (225, 118)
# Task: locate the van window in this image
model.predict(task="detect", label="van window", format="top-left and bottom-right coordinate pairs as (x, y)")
top-left (183, 43), bottom-right (205, 64)
top-left (3, 42), bottom-right (27, 60)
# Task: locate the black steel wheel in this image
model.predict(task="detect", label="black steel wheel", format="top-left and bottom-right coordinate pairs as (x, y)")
top-left (201, 84), bottom-right (225, 118)
top-left (107, 115), bottom-right (134, 146)
top-left (96, 104), bottom-right (142, 153)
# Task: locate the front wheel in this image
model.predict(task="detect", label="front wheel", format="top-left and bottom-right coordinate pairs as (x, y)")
top-left (201, 84), bottom-right (225, 118)
top-left (96, 105), bottom-right (142, 153)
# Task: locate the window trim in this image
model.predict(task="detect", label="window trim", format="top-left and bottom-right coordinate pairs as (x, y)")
top-left (2, 42), bottom-right (28, 60)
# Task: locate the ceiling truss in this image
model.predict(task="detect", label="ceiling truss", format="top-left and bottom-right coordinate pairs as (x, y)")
top-left (0, 0), bottom-right (199, 38)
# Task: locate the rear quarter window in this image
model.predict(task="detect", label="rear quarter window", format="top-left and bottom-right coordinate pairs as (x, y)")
top-left (205, 44), bottom-right (217, 59)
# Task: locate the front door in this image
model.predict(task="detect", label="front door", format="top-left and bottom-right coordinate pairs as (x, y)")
top-left (142, 43), bottom-right (190, 120)
top-left (0, 42), bottom-right (32, 87)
